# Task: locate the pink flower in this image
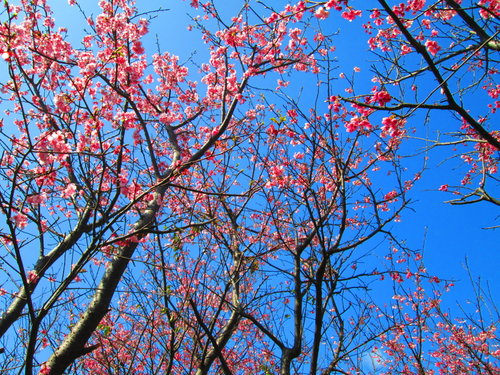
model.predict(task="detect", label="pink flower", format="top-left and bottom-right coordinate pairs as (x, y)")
top-left (53, 94), bottom-right (72, 113)
top-left (341, 8), bottom-right (362, 21)
top-left (325, 0), bottom-right (342, 10)
top-left (401, 44), bottom-right (412, 55)
top-left (438, 184), bottom-right (449, 191)
top-left (12, 212), bottom-right (28, 229)
top-left (370, 9), bottom-right (381, 19)
top-left (390, 272), bottom-right (403, 283)
top-left (372, 90), bottom-right (391, 106)
top-left (345, 116), bottom-right (372, 132)
top-left (39, 364), bottom-right (51, 375)
top-left (425, 40), bottom-right (441, 56)
top-left (384, 190), bottom-right (398, 201)
top-left (131, 41), bottom-right (144, 55)
top-left (314, 32), bottom-right (325, 42)
top-left (479, 0), bottom-right (500, 19)
top-left (430, 276), bottom-right (441, 283)
top-left (27, 192), bottom-right (47, 205)
top-left (408, 0), bottom-right (426, 11)
top-left (314, 7), bottom-right (330, 20)
top-left (487, 85), bottom-right (500, 99)
top-left (381, 116), bottom-right (404, 137)
top-left (27, 270), bottom-right (39, 284)
top-left (61, 183), bottom-right (77, 198)
top-left (287, 109), bottom-right (298, 121)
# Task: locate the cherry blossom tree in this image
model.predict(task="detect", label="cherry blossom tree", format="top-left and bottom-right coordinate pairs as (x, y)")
top-left (0, 0), bottom-right (498, 374)
top-left (335, 0), bottom-right (500, 208)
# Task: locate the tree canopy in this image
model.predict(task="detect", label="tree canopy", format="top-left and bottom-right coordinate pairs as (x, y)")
top-left (0, 0), bottom-right (498, 374)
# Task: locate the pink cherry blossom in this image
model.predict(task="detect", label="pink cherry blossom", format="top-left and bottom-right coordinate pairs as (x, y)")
top-left (27, 270), bottom-right (39, 284)
top-left (12, 212), bottom-right (28, 229)
top-left (345, 116), bottom-right (372, 132)
top-left (39, 364), bottom-right (51, 375)
top-left (61, 183), bottom-right (77, 198)
top-left (425, 39), bottom-right (441, 55)
top-left (314, 7), bottom-right (330, 20)
top-left (341, 8), bottom-right (362, 21)
top-left (371, 90), bottom-right (392, 106)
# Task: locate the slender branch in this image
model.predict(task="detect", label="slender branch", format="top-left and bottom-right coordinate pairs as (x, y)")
top-left (378, 0), bottom-right (500, 151)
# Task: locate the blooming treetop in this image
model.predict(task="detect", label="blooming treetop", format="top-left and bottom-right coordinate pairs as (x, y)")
top-left (0, 1), bottom-right (498, 374)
